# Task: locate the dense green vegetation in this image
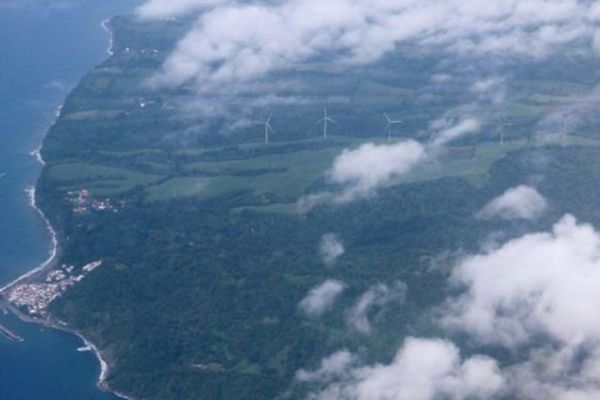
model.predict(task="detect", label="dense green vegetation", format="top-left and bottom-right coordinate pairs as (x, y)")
top-left (30, 14), bottom-right (600, 400)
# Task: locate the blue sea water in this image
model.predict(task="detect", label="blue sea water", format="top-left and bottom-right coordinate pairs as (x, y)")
top-left (0, 1), bottom-right (139, 398)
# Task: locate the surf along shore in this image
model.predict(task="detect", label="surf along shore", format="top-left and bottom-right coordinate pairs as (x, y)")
top-left (0, 18), bottom-right (137, 400)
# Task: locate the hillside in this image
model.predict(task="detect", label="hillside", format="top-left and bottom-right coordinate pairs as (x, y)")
top-left (20, 14), bottom-right (600, 399)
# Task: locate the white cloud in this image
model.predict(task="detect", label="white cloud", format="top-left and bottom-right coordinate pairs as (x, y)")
top-left (297, 117), bottom-right (482, 211)
top-left (471, 77), bottom-right (506, 104)
top-left (329, 140), bottom-right (425, 202)
top-left (505, 345), bottom-right (600, 400)
top-left (446, 214), bottom-right (600, 348)
top-left (308, 338), bottom-right (504, 400)
top-left (305, 215), bottom-right (600, 399)
top-left (296, 350), bottom-right (357, 383)
top-left (430, 117), bottom-right (481, 147)
top-left (320, 234), bottom-right (345, 265)
top-left (299, 280), bottom-right (346, 317)
top-left (297, 140), bottom-right (425, 211)
top-left (478, 185), bottom-right (548, 220)
top-left (347, 282), bottom-right (407, 334)
top-left (471, 78), bottom-right (503, 94)
top-left (300, 113), bottom-right (489, 209)
top-left (440, 214), bottom-right (600, 398)
top-left (136, 0), bottom-right (228, 20)
top-left (143, 0), bottom-right (600, 89)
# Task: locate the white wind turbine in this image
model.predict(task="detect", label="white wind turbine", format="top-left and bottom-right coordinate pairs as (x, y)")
top-left (316, 107), bottom-right (337, 138)
top-left (496, 122), bottom-right (513, 146)
top-left (560, 112), bottom-right (576, 146)
top-left (257, 114), bottom-right (276, 144)
top-left (383, 113), bottom-right (403, 142)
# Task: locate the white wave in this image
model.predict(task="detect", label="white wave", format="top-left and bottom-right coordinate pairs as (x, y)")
top-left (75, 334), bottom-right (136, 400)
top-left (29, 147), bottom-right (45, 166)
top-left (77, 345), bottom-right (92, 352)
top-left (0, 16), bottom-right (136, 400)
top-left (0, 186), bottom-right (58, 294)
top-left (101, 19), bottom-right (114, 57)
top-left (54, 104), bottom-right (63, 118)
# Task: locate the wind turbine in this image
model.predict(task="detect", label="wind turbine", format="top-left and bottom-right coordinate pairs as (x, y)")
top-left (316, 107), bottom-right (336, 138)
top-left (560, 112), bottom-right (576, 146)
top-left (383, 113), bottom-right (403, 142)
top-left (496, 122), bottom-right (513, 146)
top-left (257, 114), bottom-right (275, 144)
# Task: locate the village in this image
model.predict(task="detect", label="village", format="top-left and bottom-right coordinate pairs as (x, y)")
top-left (2, 261), bottom-right (103, 318)
top-left (66, 189), bottom-right (117, 214)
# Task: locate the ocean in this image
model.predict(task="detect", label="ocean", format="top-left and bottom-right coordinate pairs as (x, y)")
top-left (0, 1), bottom-right (139, 398)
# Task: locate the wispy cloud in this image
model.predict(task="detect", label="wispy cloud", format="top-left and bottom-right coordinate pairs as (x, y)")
top-left (440, 214), bottom-right (600, 398)
top-left (296, 350), bottom-right (356, 383)
top-left (429, 117), bottom-right (481, 147)
top-left (139, 0), bottom-right (600, 90)
top-left (477, 185), bottom-right (548, 221)
top-left (445, 214), bottom-right (600, 348)
top-left (297, 140), bottom-right (425, 211)
top-left (299, 280), bottom-right (346, 318)
top-left (470, 77), bottom-right (507, 105)
top-left (297, 115), bottom-right (482, 211)
top-left (347, 282), bottom-right (407, 334)
top-left (319, 234), bottom-right (345, 266)
top-left (136, 0), bottom-right (228, 20)
top-left (305, 338), bottom-right (504, 400)
top-left (304, 215), bottom-right (600, 399)
top-left (329, 141), bottom-right (425, 202)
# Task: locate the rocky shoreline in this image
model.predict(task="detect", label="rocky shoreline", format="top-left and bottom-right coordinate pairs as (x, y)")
top-left (0, 16), bottom-right (138, 400)
top-left (0, 185), bottom-right (135, 400)
top-left (0, 298), bottom-right (136, 400)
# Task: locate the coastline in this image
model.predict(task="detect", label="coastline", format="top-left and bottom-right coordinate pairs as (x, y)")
top-left (1, 301), bottom-right (136, 400)
top-left (0, 181), bottom-right (137, 400)
top-left (0, 186), bottom-right (58, 294)
top-left (0, 179), bottom-right (135, 399)
top-left (77, 333), bottom-right (136, 400)
top-left (0, 16), bottom-right (136, 400)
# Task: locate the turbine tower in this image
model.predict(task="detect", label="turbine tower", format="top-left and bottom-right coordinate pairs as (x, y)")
top-left (259, 114), bottom-right (275, 144)
top-left (316, 107), bottom-right (336, 138)
top-left (497, 122), bottom-right (513, 146)
top-left (560, 112), bottom-right (575, 146)
top-left (383, 113), bottom-right (403, 142)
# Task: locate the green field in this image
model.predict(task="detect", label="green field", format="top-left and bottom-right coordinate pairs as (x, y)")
top-left (45, 136), bottom-right (529, 209)
top-left (47, 162), bottom-right (162, 195)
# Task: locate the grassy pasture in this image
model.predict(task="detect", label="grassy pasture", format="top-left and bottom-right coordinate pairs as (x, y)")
top-left (47, 162), bottom-right (163, 195)
top-left (45, 135), bottom-right (530, 204)
top-left (163, 138), bottom-right (527, 209)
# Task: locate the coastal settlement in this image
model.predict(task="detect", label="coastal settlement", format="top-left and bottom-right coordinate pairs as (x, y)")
top-left (1, 260), bottom-right (103, 318)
